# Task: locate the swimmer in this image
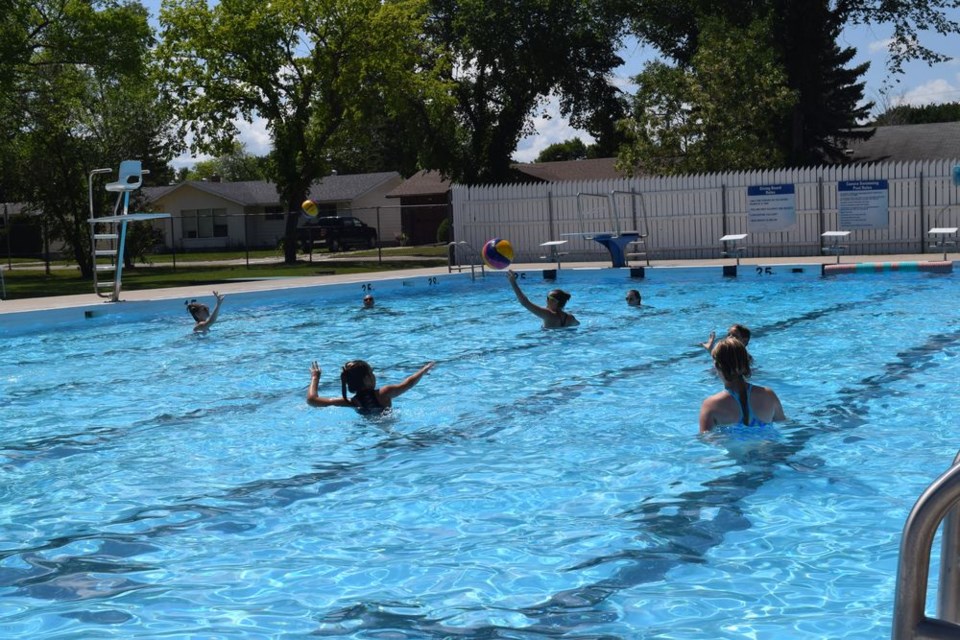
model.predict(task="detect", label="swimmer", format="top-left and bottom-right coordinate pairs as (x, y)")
top-left (185, 291), bottom-right (225, 332)
top-left (307, 360), bottom-right (435, 414)
top-left (626, 289), bottom-right (642, 307)
top-left (701, 323), bottom-right (751, 351)
top-left (506, 269), bottom-right (579, 328)
top-left (363, 294), bottom-right (375, 309)
top-left (699, 337), bottom-right (785, 433)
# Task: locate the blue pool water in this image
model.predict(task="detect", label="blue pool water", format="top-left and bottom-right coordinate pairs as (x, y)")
top-left (2, 266), bottom-right (959, 638)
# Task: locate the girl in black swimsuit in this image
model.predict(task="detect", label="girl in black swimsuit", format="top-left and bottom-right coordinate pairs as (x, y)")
top-left (306, 360), bottom-right (436, 414)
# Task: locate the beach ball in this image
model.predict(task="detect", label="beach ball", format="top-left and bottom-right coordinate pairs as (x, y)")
top-left (482, 238), bottom-right (514, 270)
top-left (302, 199), bottom-right (319, 217)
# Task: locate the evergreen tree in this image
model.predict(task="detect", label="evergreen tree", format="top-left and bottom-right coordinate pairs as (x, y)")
top-left (773, 0), bottom-right (873, 164)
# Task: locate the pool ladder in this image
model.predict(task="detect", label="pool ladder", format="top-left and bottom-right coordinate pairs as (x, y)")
top-left (447, 241), bottom-right (485, 280)
top-left (892, 450), bottom-right (960, 639)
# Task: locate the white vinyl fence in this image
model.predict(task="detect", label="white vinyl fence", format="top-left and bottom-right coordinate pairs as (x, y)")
top-left (451, 159), bottom-right (960, 263)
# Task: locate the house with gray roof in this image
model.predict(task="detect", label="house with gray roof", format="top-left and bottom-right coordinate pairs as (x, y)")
top-left (840, 122), bottom-right (960, 163)
top-left (142, 171), bottom-right (403, 251)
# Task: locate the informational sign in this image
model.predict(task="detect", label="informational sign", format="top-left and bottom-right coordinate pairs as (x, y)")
top-left (838, 180), bottom-right (889, 230)
top-left (747, 184), bottom-right (796, 232)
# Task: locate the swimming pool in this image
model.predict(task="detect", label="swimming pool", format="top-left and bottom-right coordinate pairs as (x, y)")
top-left (2, 265), bottom-right (958, 638)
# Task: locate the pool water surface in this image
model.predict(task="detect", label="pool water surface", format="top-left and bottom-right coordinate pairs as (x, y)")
top-left (2, 267), bottom-right (959, 638)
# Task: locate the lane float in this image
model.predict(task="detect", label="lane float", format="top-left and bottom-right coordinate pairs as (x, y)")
top-left (822, 261), bottom-right (953, 275)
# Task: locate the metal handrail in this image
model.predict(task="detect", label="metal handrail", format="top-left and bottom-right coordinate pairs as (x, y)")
top-left (892, 450), bottom-right (960, 639)
top-left (447, 241), bottom-right (484, 280)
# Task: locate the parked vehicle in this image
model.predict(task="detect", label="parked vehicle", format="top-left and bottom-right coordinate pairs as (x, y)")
top-left (298, 216), bottom-right (378, 252)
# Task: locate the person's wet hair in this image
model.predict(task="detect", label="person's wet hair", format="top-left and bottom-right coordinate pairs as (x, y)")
top-left (712, 336), bottom-right (752, 381)
top-left (185, 299), bottom-right (209, 322)
top-left (341, 360), bottom-right (374, 398)
top-left (547, 289), bottom-right (571, 308)
top-left (728, 324), bottom-right (751, 345)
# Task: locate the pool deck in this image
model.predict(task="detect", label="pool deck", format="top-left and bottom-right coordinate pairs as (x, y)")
top-left (0, 252), bottom-right (954, 315)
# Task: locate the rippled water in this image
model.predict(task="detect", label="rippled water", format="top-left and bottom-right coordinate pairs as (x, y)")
top-left (2, 267), bottom-right (958, 638)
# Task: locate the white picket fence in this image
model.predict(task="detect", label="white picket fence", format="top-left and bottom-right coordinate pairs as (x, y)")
top-left (451, 159), bottom-right (960, 263)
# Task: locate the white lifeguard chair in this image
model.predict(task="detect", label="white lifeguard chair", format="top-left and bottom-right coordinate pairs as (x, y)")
top-left (88, 160), bottom-right (170, 302)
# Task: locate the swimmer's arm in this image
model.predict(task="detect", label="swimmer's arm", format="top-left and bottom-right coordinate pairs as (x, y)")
top-left (507, 270), bottom-right (551, 320)
top-left (770, 389), bottom-right (786, 422)
top-left (306, 361), bottom-right (352, 408)
top-left (700, 330), bottom-right (716, 352)
top-left (698, 399), bottom-right (717, 433)
top-left (379, 361), bottom-right (435, 400)
top-left (194, 291), bottom-right (225, 331)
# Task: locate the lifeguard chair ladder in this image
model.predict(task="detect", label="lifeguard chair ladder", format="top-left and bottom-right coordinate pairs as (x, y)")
top-left (88, 160), bottom-right (170, 302)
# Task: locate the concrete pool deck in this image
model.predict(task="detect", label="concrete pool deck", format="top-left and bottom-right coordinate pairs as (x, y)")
top-left (0, 252), bottom-right (954, 315)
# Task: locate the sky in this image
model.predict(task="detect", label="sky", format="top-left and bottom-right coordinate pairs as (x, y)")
top-left (142, 2), bottom-right (960, 168)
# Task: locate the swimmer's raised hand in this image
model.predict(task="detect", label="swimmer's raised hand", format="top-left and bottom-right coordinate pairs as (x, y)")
top-left (310, 361), bottom-right (321, 378)
top-left (213, 290), bottom-right (225, 302)
top-left (506, 269), bottom-right (517, 283)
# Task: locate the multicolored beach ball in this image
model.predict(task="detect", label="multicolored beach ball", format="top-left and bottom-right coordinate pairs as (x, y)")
top-left (482, 238), bottom-right (514, 270)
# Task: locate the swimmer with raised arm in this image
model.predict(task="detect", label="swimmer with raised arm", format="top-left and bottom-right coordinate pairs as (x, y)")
top-left (699, 337), bottom-right (785, 433)
top-left (701, 323), bottom-right (751, 352)
top-left (506, 269), bottom-right (579, 328)
top-left (307, 360), bottom-right (435, 415)
top-left (186, 291), bottom-right (225, 332)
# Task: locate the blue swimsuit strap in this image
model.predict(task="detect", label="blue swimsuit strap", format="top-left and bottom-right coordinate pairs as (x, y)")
top-left (725, 383), bottom-right (755, 426)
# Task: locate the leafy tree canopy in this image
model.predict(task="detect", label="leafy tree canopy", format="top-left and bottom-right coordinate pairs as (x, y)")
top-left (872, 101), bottom-right (960, 125)
top-left (617, 16), bottom-right (796, 175)
top-left (425, 0), bottom-right (626, 182)
top-left (178, 143), bottom-right (272, 182)
top-left (156, 0), bottom-right (455, 263)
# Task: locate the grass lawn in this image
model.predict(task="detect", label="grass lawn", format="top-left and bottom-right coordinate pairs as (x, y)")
top-left (2, 255), bottom-right (448, 299)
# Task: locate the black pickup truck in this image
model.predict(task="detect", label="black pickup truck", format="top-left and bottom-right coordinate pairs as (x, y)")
top-left (298, 216), bottom-right (378, 252)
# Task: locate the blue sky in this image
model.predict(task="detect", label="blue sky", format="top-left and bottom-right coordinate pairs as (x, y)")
top-left (142, 1), bottom-right (959, 167)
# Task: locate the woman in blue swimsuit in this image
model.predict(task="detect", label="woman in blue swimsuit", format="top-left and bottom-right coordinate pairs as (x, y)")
top-left (307, 360), bottom-right (435, 415)
top-left (699, 337), bottom-right (785, 433)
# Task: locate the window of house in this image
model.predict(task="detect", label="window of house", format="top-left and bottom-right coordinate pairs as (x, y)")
top-left (181, 208), bottom-right (228, 239)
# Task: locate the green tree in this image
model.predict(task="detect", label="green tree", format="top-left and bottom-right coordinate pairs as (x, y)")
top-left (182, 143), bottom-right (272, 182)
top-left (622, 0), bottom-right (957, 165)
top-left (2, 1), bottom-right (174, 278)
top-left (617, 17), bottom-right (796, 175)
top-left (156, 0), bottom-right (454, 263)
top-left (425, 0), bottom-right (626, 183)
top-left (536, 138), bottom-right (589, 163)
top-left (872, 101), bottom-right (960, 125)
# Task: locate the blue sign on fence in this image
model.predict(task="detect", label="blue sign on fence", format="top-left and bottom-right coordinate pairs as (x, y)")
top-left (747, 184), bottom-right (796, 232)
top-left (838, 180), bottom-right (889, 230)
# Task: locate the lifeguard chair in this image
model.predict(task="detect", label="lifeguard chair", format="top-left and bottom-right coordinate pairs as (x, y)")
top-left (88, 160), bottom-right (170, 302)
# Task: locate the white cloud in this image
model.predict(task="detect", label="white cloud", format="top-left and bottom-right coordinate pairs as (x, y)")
top-left (868, 38), bottom-right (895, 54)
top-left (236, 115), bottom-right (272, 156)
top-left (170, 115), bottom-right (272, 169)
top-left (513, 95), bottom-right (595, 163)
top-left (894, 76), bottom-right (960, 106)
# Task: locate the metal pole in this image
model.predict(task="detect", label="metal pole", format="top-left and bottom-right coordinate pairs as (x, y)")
top-left (938, 451), bottom-right (960, 624)
top-left (244, 212), bottom-right (250, 268)
top-left (892, 453), bottom-right (960, 639)
top-left (818, 176), bottom-right (825, 255)
top-left (376, 206), bottom-right (382, 264)
top-left (4, 202), bottom-right (10, 270)
top-left (721, 184), bottom-right (727, 239)
top-left (169, 216), bottom-right (177, 270)
top-left (919, 170), bottom-right (926, 254)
